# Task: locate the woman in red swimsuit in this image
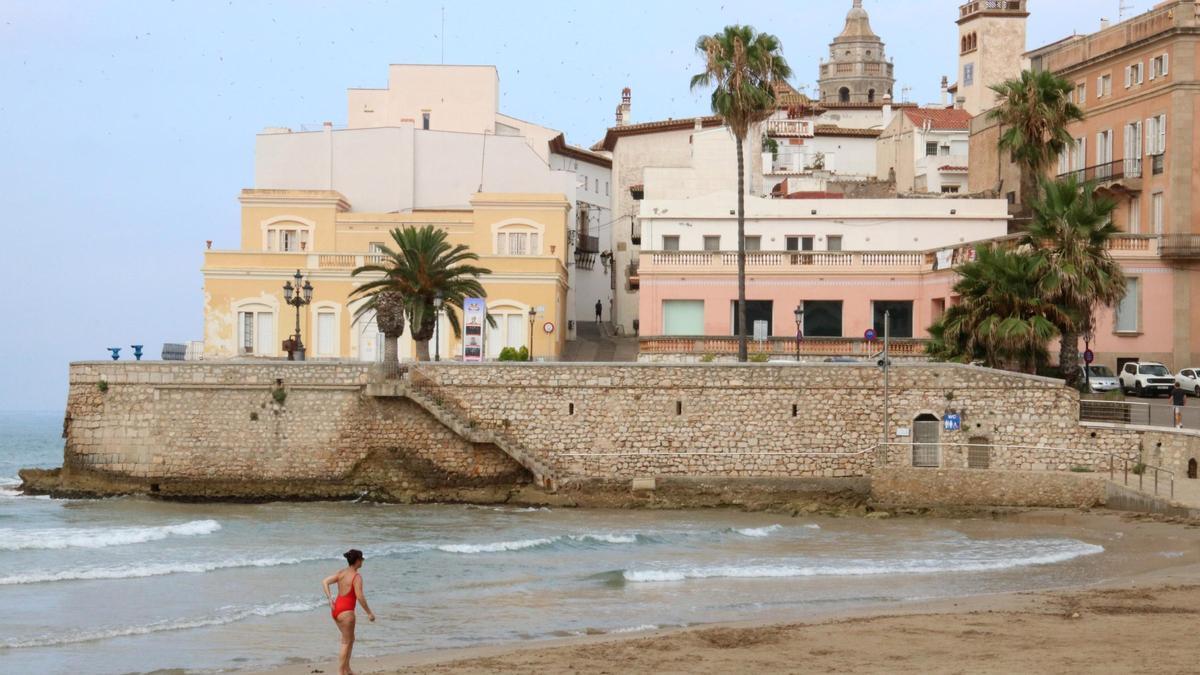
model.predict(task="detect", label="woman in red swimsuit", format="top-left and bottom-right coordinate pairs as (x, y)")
top-left (321, 549), bottom-right (376, 675)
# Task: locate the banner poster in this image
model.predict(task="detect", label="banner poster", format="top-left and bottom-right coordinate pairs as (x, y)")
top-left (462, 297), bottom-right (486, 362)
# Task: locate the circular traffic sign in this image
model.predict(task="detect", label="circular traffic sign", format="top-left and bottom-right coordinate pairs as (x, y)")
top-left (1083, 349), bottom-right (1095, 364)
top-left (542, 321), bottom-right (555, 334)
top-left (864, 328), bottom-right (877, 341)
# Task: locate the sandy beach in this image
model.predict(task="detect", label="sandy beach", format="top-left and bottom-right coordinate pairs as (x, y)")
top-left (260, 511), bottom-right (1200, 675)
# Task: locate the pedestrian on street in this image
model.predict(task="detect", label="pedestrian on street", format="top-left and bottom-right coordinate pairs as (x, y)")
top-left (1171, 383), bottom-right (1186, 428)
top-left (595, 299), bottom-right (603, 323)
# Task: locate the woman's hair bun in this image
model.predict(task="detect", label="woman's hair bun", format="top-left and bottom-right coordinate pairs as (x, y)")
top-left (344, 548), bottom-right (363, 565)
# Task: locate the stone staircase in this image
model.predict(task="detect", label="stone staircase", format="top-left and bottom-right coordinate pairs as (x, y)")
top-left (366, 378), bottom-right (560, 491)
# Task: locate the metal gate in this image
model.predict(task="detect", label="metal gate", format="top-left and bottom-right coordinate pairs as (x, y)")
top-left (912, 417), bottom-right (941, 467)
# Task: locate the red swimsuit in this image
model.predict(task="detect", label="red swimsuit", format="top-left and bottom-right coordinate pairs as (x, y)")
top-left (331, 573), bottom-right (359, 619)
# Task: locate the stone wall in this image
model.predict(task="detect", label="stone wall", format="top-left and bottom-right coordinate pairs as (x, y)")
top-left (52, 361), bottom-right (1200, 503)
top-left (871, 467), bottom-right (1108, 508)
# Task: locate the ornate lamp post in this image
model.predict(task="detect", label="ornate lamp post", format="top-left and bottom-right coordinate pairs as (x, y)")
top-left (793, 304), bottom-right (804, 362)
top-left (433, 291), bottom-right (444, 362)
top-left (528, 306), bottom-right (537, 361)
top-left (282, 269), bottom-right (313, 361)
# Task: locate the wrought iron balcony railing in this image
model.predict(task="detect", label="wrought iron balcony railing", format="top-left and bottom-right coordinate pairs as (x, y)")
top-left (1057, 158), bottom-right (1141, 184)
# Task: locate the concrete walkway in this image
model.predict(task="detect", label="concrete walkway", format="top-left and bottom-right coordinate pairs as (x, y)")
top-left (562, 321), bottom-right (639, 362)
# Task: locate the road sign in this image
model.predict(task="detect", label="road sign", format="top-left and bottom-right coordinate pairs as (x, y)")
top-left (1083, 349), bottom-right (1095, 364)
top-left (864, 328), bottom-right (877, 341)
top-left (542, 321), bottom-right (555, 334)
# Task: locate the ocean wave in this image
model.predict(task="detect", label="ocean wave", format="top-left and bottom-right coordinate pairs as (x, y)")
top-left (0, 599), bottom-right (323, 649)
top-left (0, 519), bottom-right (222, 551)
top-left (611, 624), bottom-right (659, 633)
top-left (436, 532), bottom-right (646, 554)
top-left (621, 541), bottom-right (1105, 583)
top-left (732, 525), bottom-right (782, 537)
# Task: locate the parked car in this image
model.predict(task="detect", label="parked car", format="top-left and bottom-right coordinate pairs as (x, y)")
top-left (1078, 365), bottom-right (1120, 393)
top-left (1176, 367), bottom-right (1200, 396)
top-left (1119, 361), bottom-right (1175, 397)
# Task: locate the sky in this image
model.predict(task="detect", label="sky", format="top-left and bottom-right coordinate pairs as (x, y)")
top-left (0, 0), bottom-right (1151, 410)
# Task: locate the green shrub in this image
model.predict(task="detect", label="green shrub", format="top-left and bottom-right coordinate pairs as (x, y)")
top-left (1069, 465), bottom-right (1093, 473)
top-left (748, 353), bottom-right (769, 363)
top-left (499, 346), bottom-right (531, 362)
top-left (1131, 462), bottom-right (1146, 476)
top-left (1101, 389), bottom-right (1125, 402)
top-left (271, 387), bottom-right (287, 404)
top-left (249, 411), bottom-right (259, 421)
top-left (699, 353), bottom-right (716, 363)
top-left (97, 380), bottom-right (109, 393)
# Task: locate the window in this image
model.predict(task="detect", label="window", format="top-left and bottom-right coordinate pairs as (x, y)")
top-left (744, 236), bottom-right (762, 251)
top-left (1128, 196), bottom-right (1140, 234)
top-left (827, 235), bottom-right (842, 251)
top-left (316, 311), bottom-right (336, 357)
top-left (267, 226), bottom-right (309, 252)
top-left (663, 300), bottom-right (705, 336)
top-left (839, 87), bottom-right (850, 103)
top-left (605, 181), bottom-right (610, 196)
top-left (1151, 192), bottom-right (1164, 234)
top-left (963, 63), bottom-right (974, 86)
top-left (237, 308), bottom-right (275, 356)
top-left (941, 185), bottom-right (961, 194)
top-left (1125, 62), bottom-right (1143, 88)
top-left (1096, 74), bottom-right (1111, 98)
top-left (663, 235), bottom-right (680, 251)
top-left (939, 144), bottom-right (951, 156)
top-left (786, 235), bottom-right (816, 251)
top-left (786, 236), bottom-right (799, 251)
top-left (872, 301), bottom-right (913, 339)
top-left (703, 235), bottom-right (721, 251)
top-left (925, 141), bottom-right (938, 156)
top-left (422, 112), bottom-right (430, 130)
top-left (868, 89), bottom-right (876, 103)
top-left (1115, 278), bottom-right (1139, 333)
top-left (1146, 114), bottom-right (1166, 155)
top-left (732, 300), bottom-right (773, 336)
top-left (496, 228), bottom-right (540, 256)
top-left (1077, 81), bottom-right (1086, 104)
top-left (583, 176), bottom-right (588, 191)
top-left (803, 300), bottom-right (843, 337)
top-left (1151, 53), bottom-right (1169, 79)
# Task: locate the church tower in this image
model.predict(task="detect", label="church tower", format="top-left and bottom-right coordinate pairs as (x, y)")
top-left (817, 0), bottom-right (895, 105)
top-left (956, 0), bottom-right (1028, 115)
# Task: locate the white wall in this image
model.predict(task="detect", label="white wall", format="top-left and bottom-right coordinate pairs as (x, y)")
top-left (347, 65), bottom-right (499, 134)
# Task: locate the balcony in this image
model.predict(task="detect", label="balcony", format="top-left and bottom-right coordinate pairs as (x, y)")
top-left (766, 119), bottom-right (814, 138)
top-left (640, 335), bottom-right (930, 359)
top-left (1057, 158), bottom-right (1141, 190)
top-left (960, 0), bottom-right (1027, 19)
top-left (626, 262), bottom-right (640, 290)
top-left (1160, 234), bottom-right (1200, 259)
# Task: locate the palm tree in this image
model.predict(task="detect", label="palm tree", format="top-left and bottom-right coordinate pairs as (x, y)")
top-left (350, 225), bottom-right (492, 363)
top-left (1023, 176), bottom-right (1124, 385)
top-left (987, 69), bottom-right (1083, 215)
top-left (929, 245), bottom-right (1069, 373)
top-left (691, 25), bottom-right (791, 361)
top-left (351, 289), bottom-right (406, 371)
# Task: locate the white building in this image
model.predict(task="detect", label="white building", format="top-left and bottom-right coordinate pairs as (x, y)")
top-left (256, 64), bottom-right (613, 339)
top-left (876, 107), bottom-right (972, 194)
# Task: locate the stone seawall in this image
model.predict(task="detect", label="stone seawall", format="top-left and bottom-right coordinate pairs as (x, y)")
top-left (29, 360), bottom-right (1200, 505)
top-left (871, 468), bottom-right (1108, 508)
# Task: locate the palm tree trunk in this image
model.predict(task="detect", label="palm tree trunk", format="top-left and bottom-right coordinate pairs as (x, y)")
top-left (735, 134), bottom-right (747, 363)
top-left (414, 340), bottom-right (431, 362)
top-left (383, 333), bottom-right (399, 373)
top-left (1059, 328), bottom-right (1080, 386)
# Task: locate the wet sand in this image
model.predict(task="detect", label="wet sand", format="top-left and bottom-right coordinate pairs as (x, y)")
top-left (261, 511), bottom-right (1200, 675)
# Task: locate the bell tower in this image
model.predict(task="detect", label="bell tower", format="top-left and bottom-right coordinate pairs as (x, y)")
top-left (956, 0), bottom-right (1029, 115)
top-left (817, 0), bottom-right (895, 105)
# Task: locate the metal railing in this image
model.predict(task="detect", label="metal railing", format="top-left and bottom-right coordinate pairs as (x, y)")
top-left (873, 441), bottom-right (1173, 499)
top-left (1079, 398), bottom-right (1200, 431)
top-left (638, 335), bottom-right (930, 357)
top-left (1160, 234), bottom-right (1200, 259)
top-left (1056, 157), bottom-right (1140, 183)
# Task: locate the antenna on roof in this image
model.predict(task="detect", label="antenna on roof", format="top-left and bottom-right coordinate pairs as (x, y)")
top-left (441, 6), bottom-right (445, 64)
top-left (900, 85), bottom-right (912, 103)
top-left (1118, 0), bottom-right (1133, 21)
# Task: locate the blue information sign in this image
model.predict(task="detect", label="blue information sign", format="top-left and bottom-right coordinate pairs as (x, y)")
top-left (864, 328), bottom-right (877, 341)
top-left (943, 412), bottom-right (961, 431)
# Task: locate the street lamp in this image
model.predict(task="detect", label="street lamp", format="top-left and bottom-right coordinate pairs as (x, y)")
top-left (433, 291), bottom-right (444, 362)
top-left (793, 304), bottom-right (804, 362)
top-left (528, 306), bottom-right (537, 361)
top-left (282, 269), bottom-right (313, 361)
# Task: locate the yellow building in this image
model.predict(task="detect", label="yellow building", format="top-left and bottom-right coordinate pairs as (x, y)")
top-left (202, 189), bottom-right (571, 361)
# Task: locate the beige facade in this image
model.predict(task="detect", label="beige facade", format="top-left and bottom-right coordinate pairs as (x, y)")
top-left (203, 190), bottom-right (572, 362)
top-left (347, 64), bottom-right (499, 135)
top-left (877, 108), bottom-right (972, 193)
top-left (955, 1), bottom-right (1029, 117)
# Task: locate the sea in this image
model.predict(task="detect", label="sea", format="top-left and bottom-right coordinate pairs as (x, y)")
top-left (0, 409), bottom-right (1155, 674)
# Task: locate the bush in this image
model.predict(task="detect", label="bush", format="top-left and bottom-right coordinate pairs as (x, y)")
top-left (97, 380), bottom-right (109, 393)
top-left (498, 346), bottom-right (530, 362)
top-left (748, 353), bottom-right (769, 363)
top-left (271, 387), bottom-right (287, 404)
top-left (1131, 462), bottom-right (1146, 476)
top-left (699, 353), bottom-right (716, 363)
top-left (1069, 465), bottom-right (1094, 473)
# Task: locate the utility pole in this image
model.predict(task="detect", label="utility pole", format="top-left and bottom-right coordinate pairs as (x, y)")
top-left (882, 310), bottom-right (891, 453)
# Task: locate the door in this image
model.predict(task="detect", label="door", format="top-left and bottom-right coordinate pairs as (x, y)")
top-left (256, 312), bottom-right (275, 356)
top-left (356, 314), bottom-right (383, 362)
top-left (912, 414), bottom-right (941, 467)
top-left (316, 312), bottom-right (335, 357)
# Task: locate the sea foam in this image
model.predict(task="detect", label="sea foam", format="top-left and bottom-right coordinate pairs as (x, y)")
top-left (1, 599), bottom-right (323, 649)
top-left (435, 532), bottom-right (643, 554)
top-left (622, 541), bottom-right (1105, 583)
top-left (732, 525), bottom-right (783, 537)
top-left (0, 519), bottom-right (222, 551)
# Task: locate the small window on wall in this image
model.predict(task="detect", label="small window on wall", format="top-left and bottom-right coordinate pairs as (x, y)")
top-left (963, 63), bottom-right (974, 86)
top-left (926, 142), bottom-right (938, 156)
top-left (422, 112), bottom-right (431, 130)
top-left (744, 236), bottom-right (762, 251)
top-left (238, 308), bottom-right (275, 355)
top-left (873, 301), bottom-right (914, 338)
top-left (1115, 278), bottom-right (1139, 333)
top-left (267, 226), bottom-right (310, 252)
top-left (662, 235), bottom-right (680, 251)
top-left (803, 300), bottom-right (843, 337)
top-left (827, 235), bottom-right (842, 251)
top-left (496, 228), bottom-right (540, 256)
top-left (941, 185), bottom-right (960, 194)
top-left (703, 236), bottom-right (720, 251)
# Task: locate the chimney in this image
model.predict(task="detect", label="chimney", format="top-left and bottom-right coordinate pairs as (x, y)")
top-left (694, 117), bottom-right (703, 130)
top-left (1100, 17), bottom-right (1110, 30)
top-left (940, 76), bottom-right (949, 107)
top-left (882, 94), bottom-right (893, 125)
top-left (615, 87), bottom-right (632, 126)
top-left (955, 95), bottom-right (966, 110)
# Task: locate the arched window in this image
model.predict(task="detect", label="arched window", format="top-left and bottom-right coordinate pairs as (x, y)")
top-left (962, 36), bottom-right (968, 53)
top-left (839, 87), bottom-right (850, 103)
top-left (485, 301), bottom-right (532, 359)
top-left (261, 216), bottom-right (315, 252)
top-left (868, 89), bottom-right (876, 103)
top-left (232, 299), bottom-right (277, 356)
top-left (492, 221), bottom-right (544, 256)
